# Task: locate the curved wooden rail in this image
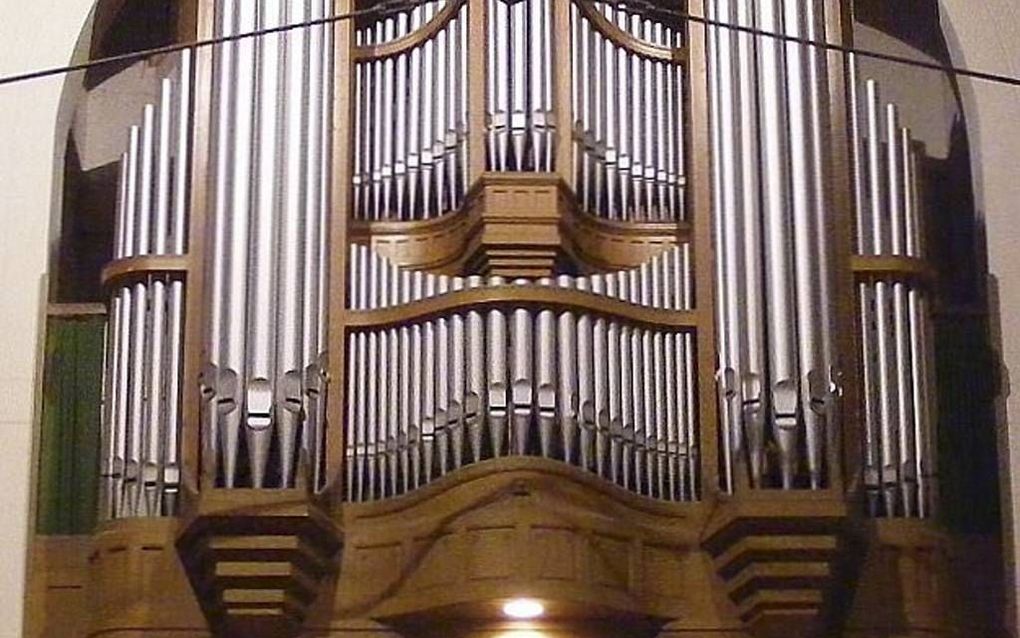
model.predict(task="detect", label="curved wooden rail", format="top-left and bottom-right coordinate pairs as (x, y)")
top-left (563, 206), bottom-right (691, 272)
top-left (347, 455), bottom-right (705, 523)
top-left (575, 0), bottom-right (687, 64)
top-left (101, 254), bottom-right (190, 290)
top-left (346, 285), bottom-right (698, 330)
top-left (850, 255), bottom-right (935, 286)
top-left (353, 0), bottom-right (465, 61)
top-left (350, 173), bottom-right (694, 274)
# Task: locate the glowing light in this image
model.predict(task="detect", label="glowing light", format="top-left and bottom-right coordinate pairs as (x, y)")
top-left (502, 598), bottom-right (545, 619)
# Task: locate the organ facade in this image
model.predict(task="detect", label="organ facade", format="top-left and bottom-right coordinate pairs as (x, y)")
top-left (26, 1), bottom-right (1007, 637)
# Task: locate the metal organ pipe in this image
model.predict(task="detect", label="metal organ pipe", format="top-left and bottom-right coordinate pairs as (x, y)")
top-left (342, 246), bottom-right (697, 502)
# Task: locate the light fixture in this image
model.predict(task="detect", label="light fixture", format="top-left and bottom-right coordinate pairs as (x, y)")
top-left (502, 598), bottom-right (545, 620)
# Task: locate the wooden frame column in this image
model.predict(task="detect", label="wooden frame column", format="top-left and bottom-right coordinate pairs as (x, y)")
top-left (686, 0), bottom-right (721, 499)
top-left (180, 0), bottom-right (215, 500)
top-left (824, 0), bottom-right (862, 497)
top-left (467, 0), bottom-right (488, 184)
top-left (326, 0), bottom-right (355, 507)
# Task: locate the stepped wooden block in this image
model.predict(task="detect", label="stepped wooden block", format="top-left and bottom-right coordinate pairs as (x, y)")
top-left (701, 493), bottom-right (848, 636)
top-left (176, 489), bottom-right (342, 638)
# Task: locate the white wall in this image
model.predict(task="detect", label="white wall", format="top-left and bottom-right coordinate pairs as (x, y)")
top-left (0, 1), bottom-right (96, 636)
top-left (938, 3), bottom-right (1020, 633)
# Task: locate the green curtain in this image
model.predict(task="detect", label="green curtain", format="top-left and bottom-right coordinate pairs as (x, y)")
top-left (36, 315), bottom-right (106, 535)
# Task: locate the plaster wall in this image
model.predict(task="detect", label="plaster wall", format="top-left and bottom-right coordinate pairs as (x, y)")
top-left (0, 1), bottom-right (98, 636)
top-left (937, 2), bottom-right (1020, 633)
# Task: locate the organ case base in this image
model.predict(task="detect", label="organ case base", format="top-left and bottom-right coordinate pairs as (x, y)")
top-left (25, 463), bottom-right (1004, 638)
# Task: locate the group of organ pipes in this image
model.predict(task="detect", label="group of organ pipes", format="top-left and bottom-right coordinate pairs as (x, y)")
top-left (100, 52), bottom-right (192, 520)
top-left (486, 0), bottom-right (555, 172)
top-left (708, 0), bottom-right (839, 492)
top-left (850, 64), bottom-right (937, 518)
top-left (353, 0), bottom-right (470, 221)
top-left (93, 0), bottom-right (940, 523)
top-left (199, 0), bottom-right (333, 491)
top-left (344, 245), bottom-right (698, 501)
top-left (573, 1), bottom-right (687, 222)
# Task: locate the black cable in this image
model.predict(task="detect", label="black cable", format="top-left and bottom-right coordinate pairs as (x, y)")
top-left (0, 0), bottom-right (1019, 89)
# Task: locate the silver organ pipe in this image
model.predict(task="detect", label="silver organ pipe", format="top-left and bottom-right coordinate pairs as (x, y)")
top-left (343, 245), bottom-right (697, 502)
top-left (202, 0), bottom-right (333, 490)
top-left (572, 1), bottom-right (686, 222)
top-left (850, 68), bottom-right (937, 518)
top-left (101, 53), bottom-right (193, 519)
top-left (353, 1), bottom-right (468, 221)
top-left (709, 0), bottom-right (836, 490)
top-left (486, 0), bottom-right (555, 172)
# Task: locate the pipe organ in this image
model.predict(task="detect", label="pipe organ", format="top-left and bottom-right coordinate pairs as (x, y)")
top-left (72, 1), bottom-right (980, 637)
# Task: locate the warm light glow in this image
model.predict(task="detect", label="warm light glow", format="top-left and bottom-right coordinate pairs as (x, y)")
top-left (502, 598), bottom-right (545, 619)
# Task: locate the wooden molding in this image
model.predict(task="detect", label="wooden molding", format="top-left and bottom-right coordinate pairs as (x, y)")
top-left (562, 206), bottom-right (689, 272)
top-left (850, 254), bottom-right (935, 286)
top-left (100, 254), bottom-right (190, 290)
top-left (357, 173), bottom-right (690, 276)
top-left (574, 0), bottom-right (688, 64)
top-left (353, 0), bottom-right (466, 60)
top-left (701, 494), bottom-right (849, 631)
top-left (346, 285), bottom-right (699, 330)
top-left (176, 489), bottom-right (342, 638)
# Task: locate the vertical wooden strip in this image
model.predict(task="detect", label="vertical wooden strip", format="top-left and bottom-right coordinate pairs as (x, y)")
top-left (36, 318), bottom-right (61, 533)
top-left (686, 0), bottom-right (720, 499)
top-left (326, 0), bottom-right (355, 505)
top-left (176, 0), bottom-right (201, 41)
top-left (467, 0), bottom-right (488, 183)
top-left (181, 0), bottom-right (214, 499)
top-left (553, 0), bottom-right (574, 186)
top-left (824, 0), bottom-right (857, 495)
